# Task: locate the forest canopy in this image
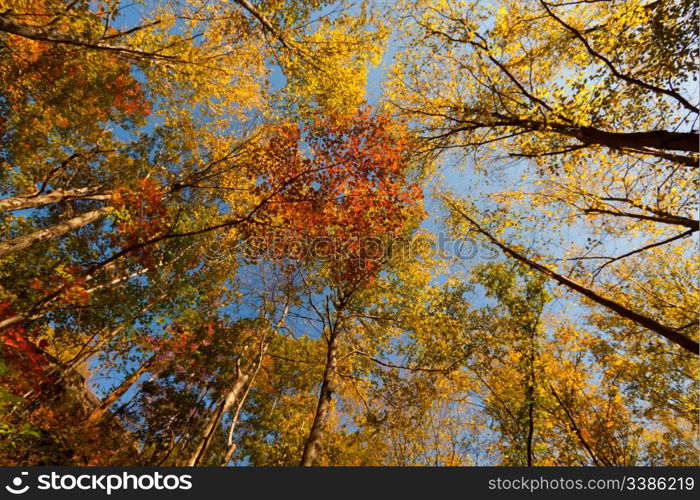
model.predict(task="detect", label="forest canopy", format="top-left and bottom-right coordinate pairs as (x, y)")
top-left (0, 0), bottom-right (697, 466)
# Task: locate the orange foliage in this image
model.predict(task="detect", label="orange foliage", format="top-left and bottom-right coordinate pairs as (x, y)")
top-left (248, 107), bottom-right (424, 284)
top-left (0, 302), bottom-right (50, 387)
top-left (110, 177), bottom-right (170, 266)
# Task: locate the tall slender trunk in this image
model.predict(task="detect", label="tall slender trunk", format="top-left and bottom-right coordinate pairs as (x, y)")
top-left (0, 246), bottom-right (182, 331)
top-left (571, 127), bottom-right (699, 154)
top-left (447, 200), bottom-right (699, 354)
top-left (218, 305), bottom-right (288, 466)
top-left (300, 327), bottom-right (340, 466)
top-left (0, 15), bottom-right (96, 44)
top-left (526, 386), bottom-right (534, 466)
top-left (219, 347), bottom-right (264, 466)
top-left (525, 328), bottom-right (536, 467)
top-left (0, 187), bottom-right (108, 212)
top-left (158, 386), bottom-right (211, 466)
top-left (549, 385), bottom-right (607, 466)
top-left (0, 206), bottom-right (110, 259)
top-left (491, 114), bottom-right (700, 153)
top-left (582, 207), bottom-right (698, 230)
top-left (186, 371), bottom-right (250, 466)
top-left (221, 442), bottom-right (237, 466)
top-left (84, 353), bottom-right (157, 425)
top-left (64, 293), bottom-right (167, 373)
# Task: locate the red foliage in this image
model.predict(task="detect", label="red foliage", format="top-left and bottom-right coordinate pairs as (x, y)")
top-left (29, 265), bottom-right (90, 307)
top-left (248, 107), bottom-right (424, 285)
top-left (110, 177), bottom-right (170, 266)
top-left (0, 302), bottom-right (51, 390)
top-left (0, 301), bottom-right (131, 465)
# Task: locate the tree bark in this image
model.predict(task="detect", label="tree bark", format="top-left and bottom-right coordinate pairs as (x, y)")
top-left (300, 327), bottom-right (340, 466)
top-left (549, 385), bottom-right (607, 466)
top-left (481, 114), bottom-right (700, 154)
top-left (0, 15), bottom-right (92, 45)
top-left (0, 15), bottom-right (169, 62)
top-left (549, 123), bottom-right (698, 154)
top-left (582, 207), bottom-right (698, 230)
top-left (440, 114), bottom-right (699, 158)
top-left (525, 327), bottom-right (536, 467)
top-left (0, 206), bottom-right (110, 259)
top-left (218, 306), bottom-right (288, 466)
top-left (186, 371), bottom-right (249, 466)
top-left (84, 354), bottom-right (156, 425)
top-left (447, 201), bottom-right (700, 354)
top-left (0, 187), bottom-right (108, 212)
top-left (570, 127), bottom-right (699, 154)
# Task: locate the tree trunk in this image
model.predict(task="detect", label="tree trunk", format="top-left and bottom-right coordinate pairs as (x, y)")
top-left (300, 328), bottom-right (340, 466)
top-left (526, 382), bottom-right (534, 466)
top-left (489, 114), bottom-right (700, 154)
top-left (525, 327), bottom-right (536, 467)
top-left (186, 371), bottom-right (249, 466)
top-left (0, 15), bottom-right (172, 63)
top-left (219, 347), bottom-right (265, 466)
top-left (218, 306), bottom-right (288, 466)
top-left (0, 187), bottom-right (108, 212)
top-left (549, 385), bottom-right (607, 466)
top-left (0, 206), bottom-right (110, 259)
top-left (84, 354), bottom-right (156, 425)
top-left (573, 127), bottom-right (699, 153)
top-left (582, 207), bottom-right (699, 230)
top-left (0, 15), bottom-right (92, 45)
top-left (448, 201), bottom-right (700, 354)
top-left (221, 443), bottom-right (237, 466)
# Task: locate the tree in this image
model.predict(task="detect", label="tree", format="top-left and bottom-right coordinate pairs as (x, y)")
top-left (1, 0), bottom-right (696, 468)
top-left (388, 0), bottom-right (697, 355)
